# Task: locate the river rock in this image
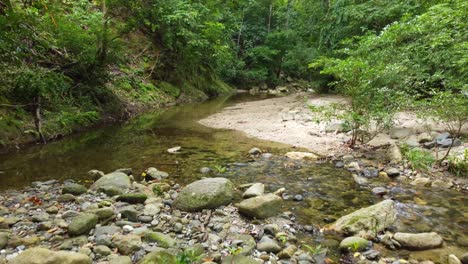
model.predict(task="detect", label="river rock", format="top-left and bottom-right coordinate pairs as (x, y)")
top-left (9, 247), bottom-right (91, 264)
top-left (236, 193), bottom-right (283, 219)
top-left (256, 236), bottom-right (281, 253)
top-left (385, 167), bottom-right (400, 177)
top-left (449, 255), bottom-right (462, 264)
top-left (144, 232), bottom-right (177, 248)
top-left (117, 193), bottom-right (147, 204)
top-left (174, 178), bottom-right (234, 211)
top-left (144, 167), bottom-right (169, 181)
top-left (112, 234), bottom-right (142, 255)
top-left (330, 199), bottom-right (397, 239)
top-left (339, 236), bottom-right (371, 252)
top-left (138, 251), bottom-right (177, 264)
top-left (411, 177), bottom-right (431, 186)
top-left (109, 255), bottom-right (132, 264)
top-left (278, 245), bottom-right (297, 259)
top-left (119, 206), bottom-right (138, 222)
top-left (460, 253), bottom-right (468, 264)
top-left (390, 127), bottom-right (414, 139)
top-left (68, 213), bottom-right (98, 236)
top-left (58, 194), bottom-right (76, 203)
top-left (243, 183), bottom-right (264, 198)
top-left (62, 183), bottom-right (87, 195)
top-left (371, 187), bottom-right (387, 196)
top-left (367, 133), bottom-right (394, 148)
top-left (285, 152), bottom-right (318, 160)
top-left (95, 226), bottom-right (121, 246)
top-left (0, 233), bottom-right (8, 250)
top-left (94, 245), bottom-right (112, 256)
top-left (393, 232), bottom-right (443, 250)
top-left (249, 148), bottom-right (262, 155)
top-left (227, 234), bottom-right (256, 255)
top-left (222, 255), bottom-right (259, 264)
top-left (431, 179), bottom-right (453, 189)
top-left (86, 207), bottom-right (115, 220)
top-left (91, 172), bottom-right (131, 193)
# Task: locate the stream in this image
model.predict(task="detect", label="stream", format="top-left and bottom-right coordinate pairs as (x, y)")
top-left (0, 93), bottom-right (466, 261)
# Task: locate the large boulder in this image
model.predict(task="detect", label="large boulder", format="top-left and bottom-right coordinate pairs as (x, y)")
top-left (236, 194), bottom-right (283, 219)
top-left (330, 200), bottom-right (397, 239)
top-left (393, 232), bottom-right (443, 250)
top-left (91, 172), bottom-right (131, 194)
top-left (9, 247), bottom-right (91, 264)
top-left (173, 178), bottom-right (234, 211)
top-left (68, 213), bottom-right (98, 236)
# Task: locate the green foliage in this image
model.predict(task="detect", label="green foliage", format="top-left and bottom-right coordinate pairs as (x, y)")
top-left (213, 165), bottom-right (227, 174)
top-left (448, 149), bottom-right (468, 177)
top-left (401, 145), bottom-right (435, 171)
top-left (176, 249), bottom-right (203, 264)
top-left (302, 244), bottom-right (326, 256)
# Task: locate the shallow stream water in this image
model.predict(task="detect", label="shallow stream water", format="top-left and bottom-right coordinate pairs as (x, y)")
top-left (0, 93), bottom-right (466, 262)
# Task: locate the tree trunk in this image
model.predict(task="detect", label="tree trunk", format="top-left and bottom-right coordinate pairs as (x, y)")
top-left (97, 0), bottom-right (109, 65)
top-left (267, 4), bottom-right (273, 33)
top-left (34, 97), bottom-right (46, 144)
top-left (237, 8), bottom-right (245, 48)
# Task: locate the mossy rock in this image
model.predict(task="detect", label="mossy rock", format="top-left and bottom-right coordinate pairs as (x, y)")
top-left (339, 236), bottom-right (371, 252)
top-left (117, 193), bottom-right (148, 204)
top-left (62, 183), bottom-right (87, 195)
top-left (143, 232), bottom-right (177, 248)
top-left (138, 251), bottom-right (177, 264)
top-left (68, 213), bottom-right (98, 236)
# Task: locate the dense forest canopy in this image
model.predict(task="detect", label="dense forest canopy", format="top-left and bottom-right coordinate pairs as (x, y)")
top-left (0, 0), bottom-right (466, 146)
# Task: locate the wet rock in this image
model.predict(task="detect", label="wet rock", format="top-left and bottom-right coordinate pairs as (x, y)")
top-left (362, 249), bottom-right (381, 260)
top-left (264, 224), bottom-right (280, 236)
top-left (390, 127), bottom-right (414, 139)
top-left (58, 193), bottom-right (76, 203)
top-left (174, 178), bottom-right (234, 211)
top-left (86, 207), bottom-right (115, 220)
top-left (112, 234), bottom-right (142, 255)
top-left (293, 194), bottom-right (304, 201)
top-left (431, 179), bottom-right (453, 189)
top-left (0, 233), bottom-right (8, 250)
top-left (362, 167), bottom-right (379, 178)
top-left (411, 178), bottom-right (431, 186)
top-left (7, 236), bottom-right (41, 248)
top-left (236, 193), bottom-right (283, 219)
top-left (199, 167), bottom-right (212, 174)
top-left (249, 148), bottom-right (262, 155)
top-left (285, 152), bottom-right (318, 160)
top-left (449, 255), bottom-right (462, 264)
top-left (9, 248), bottom-right (91, 264)
top-left (460, 253), bottom-right (468, 264)
top-left (91, 172), bottom-right (131, 193)
top-left (138, 251), bottom-right (177, 264)
top-left (31, 212), bottom-right (49, 222)
top-left (94, 245), bottom-right (112, 256)
top-left (62, 183), bottom-right (87, 195)
top-left (352, 174), bottom-right (368, 185)
top-left (144, 167), bottom-right (169, 181)
top-left (372, 187), bottom-right (387, 196)
top-left (256, 236), bottom-right (282, 253)
top-left (339, 236), bottom-right (371, 252)
top-left (278, 245), bottom-right (297, 259)
top-left (144, 232), bottom-right (177, 248)
top-left (330, 200), bottom-right (397, 239)
top-left (243, 183), bottom-right (264, 198)
top-left (385, 168), bottom-right (400, 177)
top-left (167, 146), bottom-right (181, 153)
top-left (95, 226), bottom-right (121, 246)
top-left (393, 232), bottom-right (443, 250)
top-left (109, 255), bottom-right (132, 264)
top-left (335, 161), bottom-right (345, 168)
top-left (117, 193), bottom-right (148, 204)
top-left (88, 169), bottom-right (104, 179)
top-left (228, 234), bottom-right (256, 255)
top-left (68, 213), bottom-right (98, 236)
top-left (119, 206), bottom-right (138, 222)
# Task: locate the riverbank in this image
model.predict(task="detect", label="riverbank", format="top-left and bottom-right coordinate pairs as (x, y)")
top-left (200, 92), bottom-right (468, 190)
top-left (0, 79), bottom-right (232, 153)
